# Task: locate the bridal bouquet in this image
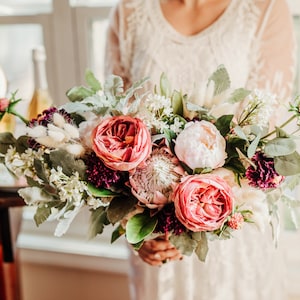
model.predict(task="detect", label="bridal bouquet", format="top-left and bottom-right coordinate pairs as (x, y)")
top-left (1, 66), bottom-right (300, 261)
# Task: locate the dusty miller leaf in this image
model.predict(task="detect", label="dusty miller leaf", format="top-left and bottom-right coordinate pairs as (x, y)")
top-left (208, 65), bottom-right (231, 96)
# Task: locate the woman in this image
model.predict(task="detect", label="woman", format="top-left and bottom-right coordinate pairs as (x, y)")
top-left (105, 0), bottom-right (296, 299)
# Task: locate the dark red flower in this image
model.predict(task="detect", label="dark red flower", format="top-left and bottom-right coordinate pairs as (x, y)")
top-left (246, 152), bottom-right (284, 189)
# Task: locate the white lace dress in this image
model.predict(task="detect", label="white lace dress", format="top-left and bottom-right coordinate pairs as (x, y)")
top-left (105, 0), bottom-right (296, 299)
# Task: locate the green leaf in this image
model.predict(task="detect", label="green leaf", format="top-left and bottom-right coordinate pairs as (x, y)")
top-left (125, 213), bottom-right (157, 244)
top-left (0, 132), bottom-right (16, 154)
top-left (233, 126), bottom-right (248, 141)
top-left (171, 90), bottom-right (183, 116)
top-left (87, 183), bottom-right (119, 197)
top-left (85, 69), bottom-right (102, 92)
top-left (169, 232), bottom-right (197, 256)
top-left (227, 88), bottom-right (251, 104)
top-left (160, 73), bottom-right (172, 97)
top-left (49, 149), bottom-right (86, 178)
top-left (66, 86), bottom-right (94, 102)
top-left (111, 224), bottom-right (126, 243)
top-left (34, 205), bottom-right (52, 226)
top-left (208, 65), bottom-right (231, 96)
top-left (33, 159), bottom-right (49, 183)
top-left (264, 137), bottom-right (296, 157)
top-left (34, 200), bottom-right (62, 226)
top-left (247, 134), bottom-right (261, 158)
top-left (215, 114), bottom-right (233, 136)
top-left (274, 152), bottom-right (300, 176)
top-left (107, 196), bottom-right (137, 224)
top-left (194, 232), bottom-right (209, 262)
top-left (88, 206), bottom-right (109, 239)
top-left (15, 136), bottom-right (30, 153)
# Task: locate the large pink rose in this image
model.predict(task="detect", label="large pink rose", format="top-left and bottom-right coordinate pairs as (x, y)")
top-left (173, 174), bottom-right (233, 232)
top-left (92, 116), bottom-right (152, 171)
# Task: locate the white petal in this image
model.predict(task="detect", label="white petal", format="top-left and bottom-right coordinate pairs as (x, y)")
top-left (64, 123), bottom-right (80, 139)
top-left (27, 126), bottom-right (47, 138)
top-left (53, 113), bottom-right (66, 127)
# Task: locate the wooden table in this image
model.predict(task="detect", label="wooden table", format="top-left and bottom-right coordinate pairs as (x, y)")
top-left (0, 190), bottom-right (25, 300)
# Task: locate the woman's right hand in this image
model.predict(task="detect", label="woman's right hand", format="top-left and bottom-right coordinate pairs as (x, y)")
top-left (137, 236), bottom-right (183, 266)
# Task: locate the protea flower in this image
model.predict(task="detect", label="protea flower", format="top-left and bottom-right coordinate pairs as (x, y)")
top-left (129, 146), bottom-right (185, 209)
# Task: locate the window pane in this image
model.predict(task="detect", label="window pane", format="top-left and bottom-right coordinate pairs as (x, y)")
top-left (0, 0), bottom-right (52, 16)
top-left (0, 24), bottom-right (43, 115)
top-left (89, 18), bottom-right (109, 82)
top-left (69, 0), bottom-right (117, 7)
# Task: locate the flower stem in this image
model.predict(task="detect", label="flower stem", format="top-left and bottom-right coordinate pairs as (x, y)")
top-left (262, 114), bottom-right (297, 139)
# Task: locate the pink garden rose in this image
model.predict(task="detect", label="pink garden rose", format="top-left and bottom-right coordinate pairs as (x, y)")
top-left (174, 120), bottom-right (227, 170)
top-left (173, 174), bottom-right (233, 232)
top-left (92, 115), bottom-right (152, 171)
top-left (0, 97), bottom-right (9, 111)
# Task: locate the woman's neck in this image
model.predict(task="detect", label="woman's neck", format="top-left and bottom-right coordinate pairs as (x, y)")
top-left (160, 0), bottom-right (231, 36)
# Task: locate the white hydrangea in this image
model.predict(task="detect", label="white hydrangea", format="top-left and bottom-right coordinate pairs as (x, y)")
top-left (238, 89), bottom-right (278, 129)
top-left (5, 146), bottom-right (45, 179)
top-left (49, 167), bottom-right (87, 206)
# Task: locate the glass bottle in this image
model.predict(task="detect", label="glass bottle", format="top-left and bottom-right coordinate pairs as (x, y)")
top-left (27, 45), bottom-right (53, 120)
top-left (0, 66), bottom-right (15, 133)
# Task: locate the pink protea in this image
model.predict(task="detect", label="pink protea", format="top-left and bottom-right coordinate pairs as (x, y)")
top-left (228, 212), bottom-right (244, 230)
top-left (129, 146), bottom-right (185, 209)
top-left (246, 152), bottom-right (284, 189)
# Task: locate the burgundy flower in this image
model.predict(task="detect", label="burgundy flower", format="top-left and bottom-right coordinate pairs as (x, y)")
top-left (246, 152), bottom-right (284, 189)
top-left (154, 203), bottom-right (186, 236)
top-left (28, 107), bottom-right (72, 127)
top-left (85, 152), bottom-right (123, 189)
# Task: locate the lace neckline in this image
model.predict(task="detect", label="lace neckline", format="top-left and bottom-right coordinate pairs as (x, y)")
top-left (148, 0), bottom-right (237, 42)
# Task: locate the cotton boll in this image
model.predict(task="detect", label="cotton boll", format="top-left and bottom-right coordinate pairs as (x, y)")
top-left (36, 136), bottom-right (61, 148)
top-left (48, 129), bottom-right (66, 142)
top-left (63, 123), bottom-right (80, 139)
top-left (63, 144), bottom-right (85, 157)
top-left (53, 112), bottom-right (67, 128)
top-left (27, 125), bottom-right (47, 138)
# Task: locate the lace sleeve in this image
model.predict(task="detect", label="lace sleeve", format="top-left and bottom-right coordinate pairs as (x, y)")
top-left (248, 0), bottom-right (296, 102)
top-left (104, 0), bottom-right (136, 87)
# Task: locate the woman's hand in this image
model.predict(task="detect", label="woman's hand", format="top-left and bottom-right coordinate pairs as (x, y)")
top-left (137, 236), bottom-right (183, 266)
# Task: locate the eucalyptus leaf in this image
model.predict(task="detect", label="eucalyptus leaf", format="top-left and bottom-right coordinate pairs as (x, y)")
top-left (33, 158), bottom-right (49, 183)
top-left (0, 132), bottom-right (16, 154)
top-left (171, 90), bottom-right (184, 115)
top-left (104, 75), bottom-right (124, 96)
top-left (247, 133), bottom-right (261, 158)
top-left (160, 73), bottom-right (172, 97)
top-left (107, 196), bottom-right (137, 224)
top-left (274, 152), bottom-right (300, 176)
top-left (264, 137), bottom-right (296, 157)
top-left (15, 136), bottom-right (30, 153)
top-left (233, 126), bottom-right (248, 141)
top-left (275, 127), bottom-right (289, 138)
top-left (34, 204), bottom-right (52, 226)
top-left (85, 69), bottom-right (102, 92)
top-left (194, 232), bottom-right (209, 262)
top-left (207, 65), bottom-right (231, 96)
top-left (227, 88), bottom-right (251, 104)
top-left (49, 149), bottom-right (86, 178)
top-left (66, 86), bottom-right (94, 102)
top-left (88, 206), bottom-right (109, 239)
top-left (169, 232), bottom-right (197, 256)
top-left (126, 213), bottom-right (157, 244)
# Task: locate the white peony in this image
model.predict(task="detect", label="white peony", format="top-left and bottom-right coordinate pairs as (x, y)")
top-left (174, 120), bottom-right (227, 170)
